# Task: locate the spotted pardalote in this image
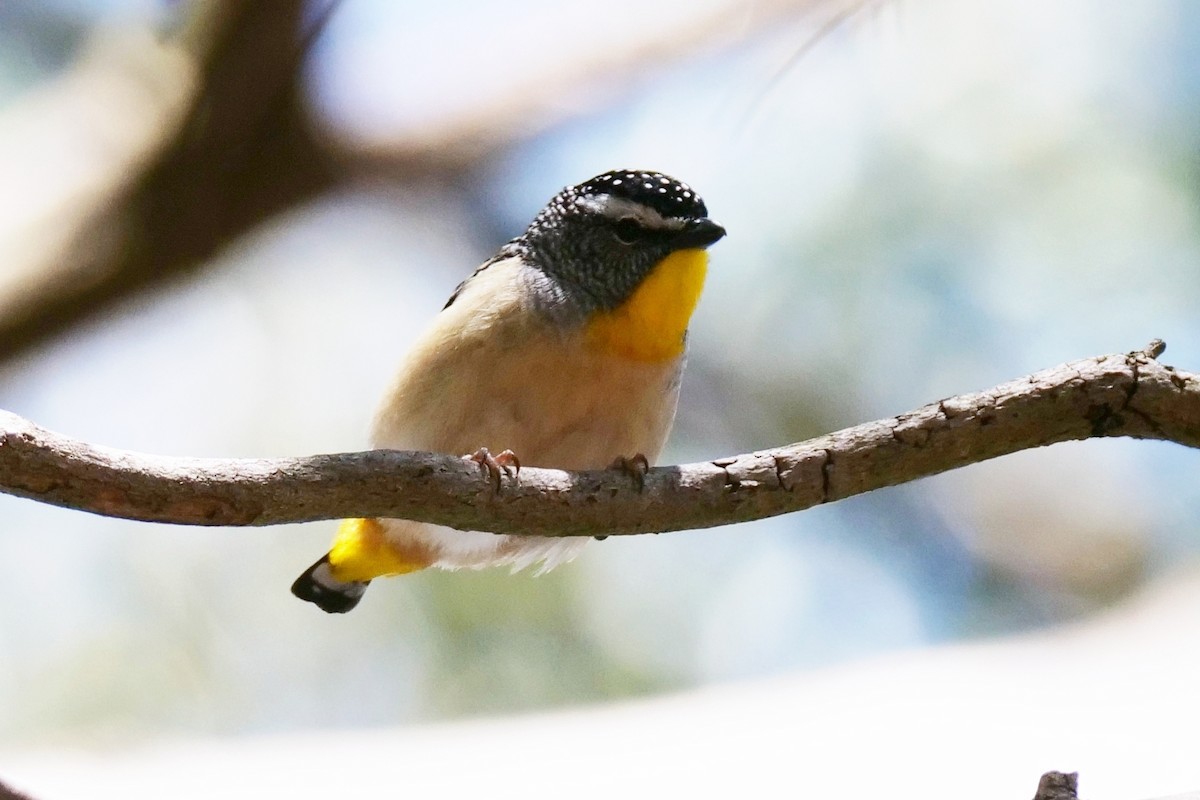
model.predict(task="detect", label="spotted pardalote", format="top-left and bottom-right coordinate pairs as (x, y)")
top-left (292, 170), bottom-right (725, 612)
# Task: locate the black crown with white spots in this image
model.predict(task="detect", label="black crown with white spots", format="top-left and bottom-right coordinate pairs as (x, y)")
top-left (485, 168), bottom-right (719, 316)
top-left (578, 170), bottom-right (708, 220)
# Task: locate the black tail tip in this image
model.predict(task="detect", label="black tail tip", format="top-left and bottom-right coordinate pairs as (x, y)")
top-left (291, 555), bottom-right (369, 614)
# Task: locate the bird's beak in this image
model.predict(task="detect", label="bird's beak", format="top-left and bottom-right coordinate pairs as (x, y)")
top-left (674, 218), bottom-right (726, 249)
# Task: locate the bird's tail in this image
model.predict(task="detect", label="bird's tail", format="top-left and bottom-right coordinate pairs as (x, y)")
top-left (292, 518), bottom-right (431, 613)
top-left (291, 553), bottom-right (369, 614)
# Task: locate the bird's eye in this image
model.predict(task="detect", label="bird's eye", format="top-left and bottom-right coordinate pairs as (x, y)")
top-left (613, 217), bottom-right (645, 245)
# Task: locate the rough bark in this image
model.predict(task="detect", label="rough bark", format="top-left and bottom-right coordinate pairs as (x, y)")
top-left (0, 343), bottom-right (1194, 537)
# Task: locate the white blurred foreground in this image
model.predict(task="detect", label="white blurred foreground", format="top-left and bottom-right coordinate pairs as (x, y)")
top-left (6, 569), bottom-right (1200, 800)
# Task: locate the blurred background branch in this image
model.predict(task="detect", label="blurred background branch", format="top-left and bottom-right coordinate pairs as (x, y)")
top-left (0, 0), bottom-right (860, 364)
top-left (0, 0), bottom-right (335, 361)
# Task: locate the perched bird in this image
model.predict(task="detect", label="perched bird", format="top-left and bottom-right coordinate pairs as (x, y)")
top-left (292, 169), bottom-right (726, 613)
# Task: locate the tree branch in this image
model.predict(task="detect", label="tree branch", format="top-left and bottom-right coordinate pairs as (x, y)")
top-left (0, 0), bottom-right (858, 365)
top-left (1033, 772), bottom-right (1079, 800)
top-left (0, 1), bottom-right (339, 364)
top-left (1, 342), bottom-right (1196, 537)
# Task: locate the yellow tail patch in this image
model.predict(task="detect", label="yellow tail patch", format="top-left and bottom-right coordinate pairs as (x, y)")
top-left (328, 518), bottom-right (429, 582)
top-left (585, 248), bottom-right (708, 362)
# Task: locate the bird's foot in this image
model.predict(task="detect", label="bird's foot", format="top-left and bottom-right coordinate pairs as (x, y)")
top-left (608, 453), bottom-right (650, 492)
top-left (465, 447), bottom-right (521, 493)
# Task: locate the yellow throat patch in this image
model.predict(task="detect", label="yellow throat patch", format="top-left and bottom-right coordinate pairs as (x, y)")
top-left (584, 248), bottom-right (709, 362)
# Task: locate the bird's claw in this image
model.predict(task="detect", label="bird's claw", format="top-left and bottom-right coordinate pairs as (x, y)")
top-left (595, 454), bottom-right (650, 540)
top-left (609, 453), bottom-right (650, 492)
top-left (465, 447), bottom-right (521, 493)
